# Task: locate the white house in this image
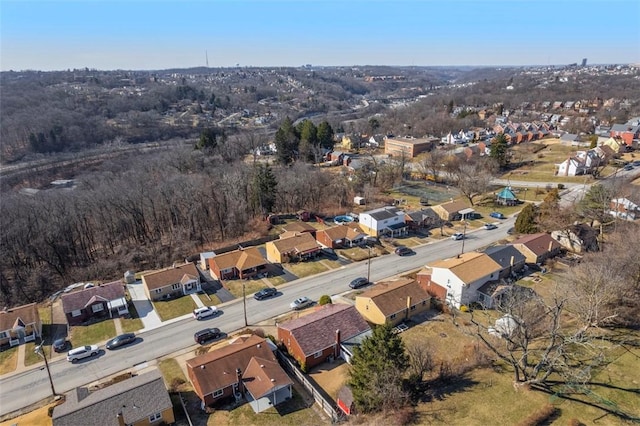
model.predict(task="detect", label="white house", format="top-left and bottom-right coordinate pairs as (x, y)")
top-left (610, 198), bottom-right (640, 220)
top-left (556, 157), bottom-right (585, 176)
top-left (426, 252), bottom-right (502, 308)
top-left (358, 206), bottom-right (407, 237)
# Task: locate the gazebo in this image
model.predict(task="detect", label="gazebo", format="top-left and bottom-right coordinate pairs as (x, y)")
top-left (496, 187), bottom-right (518, 206)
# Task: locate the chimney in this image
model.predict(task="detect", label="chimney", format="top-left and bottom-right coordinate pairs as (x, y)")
top-left (406, 296), bottom-right (412, 319)
top-left (510, 256), bottom-right (514, 267)
top-left (548, 241), bottom-right (553, 252)
top-left (236, 368), bottom-right (244, 395)
top-left (116, 411), bottom-right (125, 426)
top-left (334, 329), bottom-right (341, 358)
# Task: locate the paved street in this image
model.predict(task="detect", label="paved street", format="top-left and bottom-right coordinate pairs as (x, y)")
top-left (0, 217), bottom-right (516, 416)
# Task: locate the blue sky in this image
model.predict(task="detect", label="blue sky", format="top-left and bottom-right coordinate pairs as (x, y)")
top-left (1, 0), bottom-right (639, 71)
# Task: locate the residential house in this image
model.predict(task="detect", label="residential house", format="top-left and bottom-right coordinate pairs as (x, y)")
top-left (282, 221), bottom-right (317, 236)
top-left (200, 251), bottom-right (216, 270)
top-left (277, 304), bottom-right (371, 369)
top-left (610, 124), bottom-right (640, 146)
top-left (186, 335), bottom-right (292, 412)
top-left (404, 208), bottom-right (440, 231)
top-left (208, 247), bottom-right (269, 280)
top-left (358, 206), bottom-right (408, 237)
top-left (315, 224), bottom-right (366, 248)
top-left (483, 245), bottom-right (526, 278)
top-left (61, 281), bottom-right (129, 326)
top-left (265, 233), bottom-right (321, 263)
top-left (423, 252), bottom-right (502, 308)
top-left (431, 200), bottom-right (472, 222)
top-left (0, 303), bottom-right (42, 348)
top-left (141, 262), bottom-right (201, 301)
top-left (509, 233), bottom-right (563, 264)
top-left (610, 197), bottom-right (640, 220)
top-left (52, 369), bottom-right (174, 426)
top-left (600, 137), bottom-right (625, 154)
top-left (551, 224), bottom-right (599, 253)
top-left (355, 278), bottom-right (431, 326)
top-left (384, 136), bottom-right (437, 158)
top-left (556, 156), bottom-right (586, 176)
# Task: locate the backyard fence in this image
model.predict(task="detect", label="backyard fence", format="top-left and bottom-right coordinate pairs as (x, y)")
top-left (276, 350), bottom-right (343, 423)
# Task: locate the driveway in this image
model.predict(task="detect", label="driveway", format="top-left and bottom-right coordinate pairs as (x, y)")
top-left (126, 281), bottom-right (163, 331)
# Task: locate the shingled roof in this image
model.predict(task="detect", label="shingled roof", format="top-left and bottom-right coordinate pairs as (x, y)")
top-left (319, 224), bottom-right (366, 242)
top-left (243, 357), bottom-right (293, 399)
top-left (510, 233), bottom-right (562, 257)
top-left (141, 263), bottom-right (199, 291)
top-left (358, 278), bottom-right (430, 317)
top-left (52, 369), bottom-right (172, 426)
top-left (186, 335), bottom-right (276, 398)
top-left (278, 304), bottom-right (370, 357)
top-left (269, 233), bottom-right (320, 255)
top-left (429, 252), bottom-right (502, 284)
top-left (209, 247), bottom-right (268, 272)
top-left (60, 281), bottom-right (125, 314)
top-left (0, 303), bottom-right (40, 331)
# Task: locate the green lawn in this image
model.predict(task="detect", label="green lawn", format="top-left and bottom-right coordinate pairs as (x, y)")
top-left (152, 296), bottom-right (197, 322)
top-left (22, 342), bottom-right (44, 367)
top-left (223, 280), bottom-right (269, 299)
top-left (0, 346), bottom-right (18, 375)
top-left (197, 293), bottom-right (222, 307)
top-left (120, 317), bottom-right (144, 334)
top-left (284, 260), bottom-right (329, 278)
top-left (268, 275), bottom-right (286, 286)
top-left (69, 320), bottom-right (117, 347)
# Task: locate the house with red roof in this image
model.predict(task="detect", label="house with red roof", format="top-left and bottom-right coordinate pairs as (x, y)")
top-left (509, 233), bottom-right (562, 265)
top-left (208, 247), bottom-right (269, 280)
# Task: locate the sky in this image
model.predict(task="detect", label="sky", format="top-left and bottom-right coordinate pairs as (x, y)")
top-left (1, 0), bottom-right (639, 71)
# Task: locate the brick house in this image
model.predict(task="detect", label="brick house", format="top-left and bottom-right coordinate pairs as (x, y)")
top-left (61, 281), bottom-right (129, 326)
top-left (315, 224), bottom-right (366, 248)
top-left (277, 304), bottom-right (371, 369)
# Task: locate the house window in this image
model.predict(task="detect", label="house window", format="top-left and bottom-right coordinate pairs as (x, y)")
top-left (213, 389), bottom-right (224, 398)
top-left (390, 313), bottom-right (397, 320)
top-left (154, 289), bottom-right (162, 294)
top-left (149, 412), bottom-right (162, 422)
top-left (92, 304), bottom-right (104, 313)
top-left (410, 305), bottom-right (417, 311)
top-left (0, 331), bottom-right (6, 338)
top-left (422, 300), bottom-right (427, 306)
top-left (171, 283), bottom-right (181, 290)
top-left (71, 310), bottom-right (82, 317)
top-left (313, 351), bottom-right (323, 358)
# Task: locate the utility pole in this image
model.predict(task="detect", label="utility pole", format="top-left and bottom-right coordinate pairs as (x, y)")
top-left (460, 221), bottom-right (468, 256)
top-left (242, 281), bottom-right (248, 327)
top-left (367, 245), bottom-right (372, 283)
top-left (35, 343), bottom-right (57, 397)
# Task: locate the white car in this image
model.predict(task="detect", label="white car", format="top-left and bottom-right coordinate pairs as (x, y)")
top-left (451, 232), bottom-right (464, 240)
top-left (290, 297), bottom-right (313, 311)
top-left (193, 306), bottom-right (218, 320)
top-left (67, 345), bottom-right (99, 362)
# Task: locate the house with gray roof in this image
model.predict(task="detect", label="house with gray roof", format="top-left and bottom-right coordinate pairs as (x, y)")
top-left (61, 281), bottom-right (128, 326)
top-left (52, 369), bottom-right (174, 426)
top-left (277, 303), bottom-right (371, 369)
top-left (358, 206), bottom-right (407, 237)
top-left (483, 245), bottom-right (526, 278)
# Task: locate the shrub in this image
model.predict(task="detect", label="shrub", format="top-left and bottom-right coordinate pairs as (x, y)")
top-left (557, 183), bottom-right (565, 190)
top-left (300, 360), bottom-right (308, 373)
top-left (194, 346), bottom-right (209, 356)
top-left (517, 404), bottom-right (558, 426)
top-left (318, 295), bottom-right (332, 305)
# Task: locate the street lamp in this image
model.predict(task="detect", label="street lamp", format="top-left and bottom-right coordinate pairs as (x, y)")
top-left (35, 343), bottom-right (57, 397)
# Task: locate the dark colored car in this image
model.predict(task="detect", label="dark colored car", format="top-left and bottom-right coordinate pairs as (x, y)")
top-left (53, 338), bottom-right (70, 353)
top-left (490, 212), bottom-right (506, 219)
top-left (194, 328), bottom-right (221, 344)
top-left (349, 277), bottom-right (370, 289)
top-left (394, 246), bottom-right (413, 256)
top-left (105, 333), bottom-right (136, 350)
top-left (507, 227), bottom-right (515, 235)
top-left (254, 287), bottom-right (277, 300)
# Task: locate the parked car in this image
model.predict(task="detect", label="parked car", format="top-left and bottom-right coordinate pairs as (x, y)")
top-left (483, 223), bottom-right (498, 230)
top-left (349, 277), bottom-right (370, 289)
top-left (254, 287), bottom-right (277, 300)
top-left (67, 345), bottom-right (99, 362)
top-left (194, 328), bottom-right (221, 344)
top-left (53, 338), bottom-right (70, 353)
top-left (633, 160), bottom-right (640, 167)
top-left (451, 232), bottom-right (464, 240)
top-left (394, 246), bottom-right (414, 256)
top-left (393, 323), bottom-right (409, 334)
top-left (507, 227), bottom-right (515, 235)
top-left (290, 296), bottom-right (313, 310)
top-left (489, 212), bottom-right (506, 219)
top-left (106, 333), bottom-right (136, 350)
top-left (624, 165), bottom-right (634, 171)
top-left (193, 306), bottom-right (218, 320)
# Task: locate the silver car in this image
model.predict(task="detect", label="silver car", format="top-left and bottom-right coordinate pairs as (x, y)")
top-left (290, 297), bottom-right (313, 310)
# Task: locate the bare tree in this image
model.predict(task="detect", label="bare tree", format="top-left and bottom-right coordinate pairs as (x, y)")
top-left (449, 157), bottom-right (497, 206)
top-left (406, 340), bottom-right (435, 381)
top-left (416, 148), bottom-right (447, 182)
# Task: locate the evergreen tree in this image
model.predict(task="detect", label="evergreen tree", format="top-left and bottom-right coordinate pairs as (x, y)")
top-left (297, 119), bottom-right (317, 162)
top-left (274, 117), bottom-right (299, 164)
top-left (348, 322), bottom-right (409, 413)
top-left (316, 121), bottom-right (335, 150)
top-left (514, 203), bottom-right (538, 234)
top-left (249, 164), bottom-right (278, 216)
top-left (490, 133), bottom-right (510, 168)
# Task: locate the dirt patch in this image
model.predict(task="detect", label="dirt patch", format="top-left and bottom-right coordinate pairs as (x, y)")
top-left (308, 360), bottom-right (350, 400)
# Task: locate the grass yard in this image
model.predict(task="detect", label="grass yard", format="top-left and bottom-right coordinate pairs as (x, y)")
top-left (198, 292), bottom-right (223, 307)
top-left (268, 275), bottom-right (286, 286)
top-left (0, 402), bottom-right (56, 426)
top-left (158, 357), bottom-right (191, 392)
top-left (120, 316), bottom-right (144, 334)
top-left (284, 261), bottom-right (329, 278)
top-left (207, 387), bottom-right (325, 426)
top-left (0, 346), bottom-right (18, 375)
top-left (69, 320), bottom-right (116, 347)
top-left (223, 279), bottom-right (270, 299)
top-left (23, 342), bottom-right (44, 367)
top-left (152, 296), bottom-right (197, 321)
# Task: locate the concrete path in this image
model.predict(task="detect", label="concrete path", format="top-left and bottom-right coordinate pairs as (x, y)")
top-left (113, 318), bottom-right (123, 335)
top-left (190, 293), bottom-right (205, 308)
top-left (16, 343), bottom-right (26, 371)
top-left (126, 281), bottom-right (162, 332)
